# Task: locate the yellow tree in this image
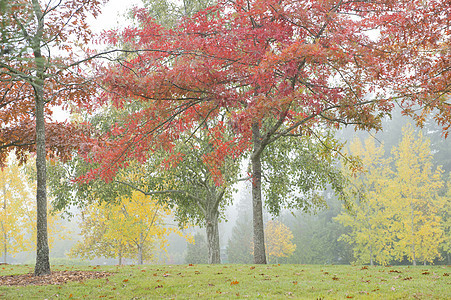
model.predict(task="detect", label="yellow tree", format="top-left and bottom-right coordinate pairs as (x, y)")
top-left (264, 220), bottom-right (296, 263)
top-left (0, 156), bottom-right (63, 263)
top-left (440, 175), bottom-right (451, 264)
top-left (335, 137), bottom-right (394, 265)
top-left (71, 191), bottom-right (190, 264)
top-left (391, 124), bottom-right (445, 265)
top-left (0, 157), bottom-right (31, 262)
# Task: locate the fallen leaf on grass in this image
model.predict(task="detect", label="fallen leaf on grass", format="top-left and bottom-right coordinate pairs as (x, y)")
top-left (389, 270), bottom-right (402, 273)
top-left (123, 279), bottom-right (128, 282)
top-left (358, 291), bottom-right (369, 294)
top-left (422, 272), bottom-right (430, 275)
top-left (332, 276), bottom-right (339, 281)
top-left (403, 277), bottom-right (412, 280)
top-left (155, 285), bottom-right (163, 289)
top-left (230, 280), bottom-right (239, 285)
top-left (293, 281), bottom-right (298, 285)
top-left (250, 266), bottom-right (255, 270)
top-left (361, 266), bottom-right (368, 270)
top-left (443, 273), bottom-right (449, 276)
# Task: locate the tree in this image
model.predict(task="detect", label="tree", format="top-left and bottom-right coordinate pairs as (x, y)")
top-left (227, 213), bottom-right (253, 264)
top-left (440, 175), bottom-right (451, 264)
top-left (337, 125), bottom-right (446, 265)
top-left (264, 220), bottom-right (296, 263)
top-left (82, 0), bottom-right (451, 265)
top-left (391, 124), bottom-right (445, 265)
top-left (0, 156), bottom-right (65, 263)
top-left (185, 233), bottom-right (208, 264)
top-left (284, 195), bottom-right (353, 265)
top-left (148, 124), bottom-right (243, 264)
top-left (141, 0), bottom-right (215, 28)
top-left (70, 190), bottom-right (186, 265)
top-left (0, 156), bottom-right (32, 262)
top-left (335, 137), bottom-right (394, 266)
top-left (0, 0), bottom-right (104, 275)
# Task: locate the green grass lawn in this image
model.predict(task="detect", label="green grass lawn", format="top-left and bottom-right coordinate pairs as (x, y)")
top-left (1, 264), bottom-right (449, 299)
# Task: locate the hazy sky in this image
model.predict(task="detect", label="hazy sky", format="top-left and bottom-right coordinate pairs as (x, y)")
top-left (87, 0), bottom-right (144, 33)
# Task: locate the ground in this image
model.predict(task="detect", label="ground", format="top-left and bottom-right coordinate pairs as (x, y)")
top-left (0, 270), bottom-right (112, 286)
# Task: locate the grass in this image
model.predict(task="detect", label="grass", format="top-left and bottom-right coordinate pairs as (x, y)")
top-left (1, 264), bottom-right (449, 299)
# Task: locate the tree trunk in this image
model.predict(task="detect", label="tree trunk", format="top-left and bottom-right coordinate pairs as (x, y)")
top-left (205, 211), bottom-right (221, 264)
top-left (118, 243), bottom-right (123, 265)
top-left (34, 80), bottom-right (50, 275)
top-left (2, 231), bottom-right (6, 264)
top-left (370, 244), bottom-right (373, 266)
top-left (32, 0), bottom-right (50, 277)
top-left (138, 232), bottom-right (144, 265)
top-left (251, 122), bottom-right (267, 264)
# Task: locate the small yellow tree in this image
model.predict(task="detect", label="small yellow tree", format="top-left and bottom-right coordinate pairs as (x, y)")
top-left (71, 191), bottom-right (191, 264)
top-left (440, 175), bottom-right (451, 263)
top-left (391, 124), bottom-right (445, 265)
top-left (0, 157), bottom-right (30, 262)
top-left (335, 137), bottom-right (394, 266)
top-left (264, 220), bottom-right (296, 263)
top-left (0, 156), bottom-right (63, 263)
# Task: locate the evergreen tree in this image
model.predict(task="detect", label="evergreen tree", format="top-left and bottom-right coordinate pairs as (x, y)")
top-left (227, 213), bottom-right (253, 264)
top-left (185, 233), bottom-right (208, 264)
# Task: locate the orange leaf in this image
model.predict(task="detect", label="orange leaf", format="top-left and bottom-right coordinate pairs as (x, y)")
top-left (230, 280), bottom-right (239, 285)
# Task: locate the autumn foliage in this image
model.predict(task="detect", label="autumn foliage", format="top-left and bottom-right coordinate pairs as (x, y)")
top-left (81, 0), bottom-right (450, 181)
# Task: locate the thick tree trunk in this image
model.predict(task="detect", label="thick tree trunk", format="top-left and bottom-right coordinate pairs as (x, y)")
top-left (32, 0), bottom-right (50, 277)
top-left (205, 210), bottom-right (221, 264)
top-left (34, 80), bottom-right (50, 276)
top-left (251, 122), bottom-right (267, 264)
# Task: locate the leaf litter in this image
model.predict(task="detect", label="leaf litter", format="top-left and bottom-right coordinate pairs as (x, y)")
top-left (0, 270), bottom-right (113, 286)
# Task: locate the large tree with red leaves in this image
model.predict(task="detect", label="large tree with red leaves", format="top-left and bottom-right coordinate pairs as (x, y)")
top-left (84, 0), bottom-right (450, 264)
top-left (0, 0), bottom-right (104, 275)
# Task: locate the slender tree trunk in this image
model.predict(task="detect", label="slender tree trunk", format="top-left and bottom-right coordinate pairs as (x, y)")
top-left (118, 243), bottom-right (123, 265)
top-left (251, 122), bottom-right (267, 264)
top-left (2, 231), bottom-right (6, 264)
top-left (138, 232), bottom-right (144, 265)
top-left (370, 244), bottom-right (373, 266)
top-left (2, 193), bottom-right (6, 263)
top-left (32, 0), bottom-right (50, 276)
top-left (205, 210), bottom-right (220, 264)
